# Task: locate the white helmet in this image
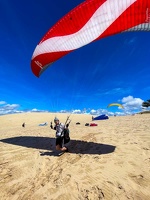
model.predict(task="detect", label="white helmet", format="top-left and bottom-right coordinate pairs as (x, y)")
top-left (54, 117), bottom-right (59, 122)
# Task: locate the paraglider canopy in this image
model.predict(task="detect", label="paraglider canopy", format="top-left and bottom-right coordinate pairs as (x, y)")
top-left (31, 0), bottom-right (150, 77)
top-left (107, 103), bottom-right (124, 109)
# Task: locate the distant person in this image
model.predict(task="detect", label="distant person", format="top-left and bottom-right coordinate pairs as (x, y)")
top-left (22, 123), bottom-right (25, 128)
top-left (50, 117), bottom-right (70, 152)
top-left (92, 116), bottom-right (94, 121)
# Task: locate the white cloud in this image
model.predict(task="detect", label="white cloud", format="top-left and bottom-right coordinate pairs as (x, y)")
top-left (0, 103), bottom-right (21, 115)
top-left (31, 108), bottom-right (38, 112)
top-left (122, 95), bottom-right (144, 111)
top-left (0, 101), bottom-right (48, 115)
top-left (72, 109), bottom-right (81, 114)
top-left (90, 108), bottom-right (111, 116)
top-left (3, 104), bottom-right (19, 109)
top-left (0, 101), bottom-right (7, 105)
top-left (114, 112), bottom-right (125, 116)
top-left (31, 108), bottom-right (48, 113)
top-left (60, 110), bottom-right (68, 113)
top-left (90, 109), bottom-right (97, 115)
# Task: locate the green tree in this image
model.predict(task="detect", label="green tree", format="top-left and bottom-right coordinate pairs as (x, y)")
top-left (142, 99), bottom-right (150, 108)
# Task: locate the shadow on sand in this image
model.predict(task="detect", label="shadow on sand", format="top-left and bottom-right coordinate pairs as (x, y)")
top-left (0, 136), bottom-right (116, 156)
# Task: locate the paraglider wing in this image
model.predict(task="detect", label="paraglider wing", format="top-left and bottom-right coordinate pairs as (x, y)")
top-left (107, 103), bottom-right (124, 109)
top-left (31, 0), bottom-right (150, 77)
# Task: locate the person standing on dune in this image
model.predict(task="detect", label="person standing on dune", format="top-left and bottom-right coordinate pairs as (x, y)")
top-left (50, 117), bottom-right (70, 153)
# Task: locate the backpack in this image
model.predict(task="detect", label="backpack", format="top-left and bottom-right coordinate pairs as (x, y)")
top-left (63, 128), bottom-right (70, 144)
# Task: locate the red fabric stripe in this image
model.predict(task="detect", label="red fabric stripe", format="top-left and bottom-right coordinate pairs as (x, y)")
top-left (95, 0), bottom-right (150, 41)
top-left (40, 0), bottom-right (106, 42)
top-left (31, 50), bottom-right (72, 77)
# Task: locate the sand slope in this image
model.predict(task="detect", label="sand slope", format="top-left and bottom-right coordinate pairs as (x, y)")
top-left (0, 113), bottom-right (150, 200)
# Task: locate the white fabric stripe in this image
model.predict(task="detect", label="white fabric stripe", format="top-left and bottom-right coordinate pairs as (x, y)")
top-left (124, 23), bottom-right (150, 32)
top-left (32, 0), bottom-right (136, 59)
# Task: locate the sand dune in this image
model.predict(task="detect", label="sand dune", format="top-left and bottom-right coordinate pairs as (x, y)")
top-left (0, 113), bottom-right (150, 200)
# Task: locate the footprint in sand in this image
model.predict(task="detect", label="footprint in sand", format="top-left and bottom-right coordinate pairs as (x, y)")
top-left (68, 155), bottom-right (82, 164)
top-left (62, 174), bottom-right (71, 185)
top-left (79, 185), bottom-right (105, 199)
top-left (129, 173), bottom-right (148, 187)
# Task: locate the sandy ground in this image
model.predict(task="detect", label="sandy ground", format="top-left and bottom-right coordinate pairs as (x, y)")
top-left (0, 113), bottom-right (150, 200)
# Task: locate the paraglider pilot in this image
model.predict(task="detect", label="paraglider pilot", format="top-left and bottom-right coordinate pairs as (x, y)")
top-left (50, 117), bottom-right (70, 152)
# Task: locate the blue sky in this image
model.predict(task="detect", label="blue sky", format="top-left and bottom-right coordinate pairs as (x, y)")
top-left (0, 0), bottom-right (150, 116)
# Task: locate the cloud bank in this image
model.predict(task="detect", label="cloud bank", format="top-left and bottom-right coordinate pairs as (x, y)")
top-left (0, 96), bottom-right (148, 116)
